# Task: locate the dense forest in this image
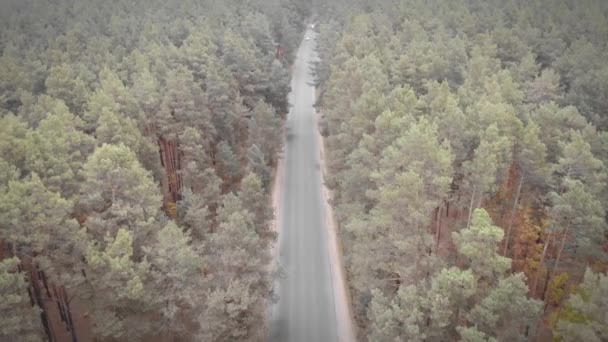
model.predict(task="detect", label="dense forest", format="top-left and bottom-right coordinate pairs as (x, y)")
top-left (0, 0), bottom-right (311, 341)
top-left (313, 0), bottom-right (608, 341)
top-left (2, 0), bottom-right (608, 341)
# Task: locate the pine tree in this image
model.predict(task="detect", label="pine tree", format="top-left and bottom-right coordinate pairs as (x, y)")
top-left (79, 144), bottom-right (162, 254)
top-left (213, 205), bottom-right (269, 286)
top-left (423, 81), bottom-right (468, 161)
top-left (554, 268), bottom-right (608, 342)
top-left (216, 140), bottom-right (241, 186)
top-left (179, 28), bottom-right (217, 87)
top-left (145, 221), bottom-right (204, 337)
top-left (247, 144), bottom-right (271, 190)
top-left (456, 326), bottom-right (496, 342)
top-left (84, 229), bottom-right (152, 340)
top-left (179, 189), bottom-right (213, 239)
top-left (95, 109), bottom-right (161, 179)
top-left (368, 285), bottom-right (426, 342)
top-left (503, 121), bottom-right (549, 256)
top-left (84, 86), bottom-right (120, 131)
top-left (265, 59), bottom-right (291, 115)
top-left (18, 94), bottom-right (69, 128)
top-left (198, 279), bottom-right (259, 341)
top-left (0, 114), bottom-right (29, 173)
top-left (24, 106), bottom-right (95, 198)
top-left (44, 64), bottom-right (89, 115)
top-left (96, 67), bottom-right (141, 123)
top-left (0, 174), bottom-right (82, 280)
top-left (248, 100), bottom-right (282, 166)
top-left (425, 268), bottom-right (477, 340)
top-left (525, 68), bottom-right (563, 105)
top-left (239, 172), bottom-right (275, 243)
top-left (0, 55), bottom-right (31, 112)
top-left (467, 273), bottom-right (541, 340)
top-left (547, 179), bottom-right (604, 278)
top-left (221, 29), bottom-right (263, 109)
top-left (180, 127), bottom-right (213, 190)
top-left (453, 209), bottom-right (511, 282)
top-left (367, 210), bottom-right (541, 341)
top-left (555, 131), bottom-right (606, 197)
top-left (201, 196), bottom-right (271, 341)
top-left (368, 118), bottom-right (453, 282)
top-left (0, 159), bottom-right (19, 190)
top-left (0, 258), bottom-right (44, 342)
top-left (462, 124), bottom-right (512, 228)
top-left (530, 103), bottom-right (587, 161)
top-left (205, 59), bottom-right (241, 148)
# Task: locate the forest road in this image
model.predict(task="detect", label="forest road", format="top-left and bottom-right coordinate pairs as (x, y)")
top-left (268, 29), bottom-right (354, 342)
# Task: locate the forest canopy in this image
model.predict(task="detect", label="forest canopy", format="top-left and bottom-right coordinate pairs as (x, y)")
top-left (313, 0), bottom-right (608, 341)
top-left (0, 0), bottom-right (310, 340)
top-left (2, 0), bottom-right (608, 341)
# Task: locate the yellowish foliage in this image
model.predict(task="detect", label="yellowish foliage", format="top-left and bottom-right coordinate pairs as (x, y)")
top-left (512, 207), bottom-right (546, 283)
top-left (547, 272), bottom-right (570, 307)
top-left (165, 201), bottom-right (177, 219)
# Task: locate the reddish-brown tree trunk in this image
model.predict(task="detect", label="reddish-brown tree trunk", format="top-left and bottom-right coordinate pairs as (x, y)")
top-left (532, 233), bottom-right (552, 297)
top-left (158, 137), bottom-right (183, 210)
top-left (552, 227), bottom-right (569, 277)
top-left (435, 204), bottom-right (442, 254)
top-left (467, 187), bottom-right (477, 228)
top-left (541, 226), bottom-right (571, 303)
top-left (503, 175), bottom-right (524, 257)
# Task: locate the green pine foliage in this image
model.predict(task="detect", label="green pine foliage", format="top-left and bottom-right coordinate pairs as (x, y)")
top-left (2, 0), bottom-right (608, 340)
top-left (0, 258), bottom-right (44, 342)
top-left (0, 0), bottom-right (308, 339)
top-left (315, 0), bottom-right (608, 340)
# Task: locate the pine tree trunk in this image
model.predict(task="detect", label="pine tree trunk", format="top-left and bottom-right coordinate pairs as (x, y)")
top-left (435, 204), bottom-right (442, 254)
top-left (168, 140), bottom-right (176, 201)
top-left (552, 231), bottom-right (567, 274)
top-left (534, 176), bottom-right (569, 298)
top-left (60, 286), bottom-right (78, 342)
top-left (28, 263), bottom-right (55, 341)
top-left (467, 186), bottom-right (477, 228)
top-left (159, 138), bottom-right (183, 207)
top-left (415, 243), bottom-right (421, 283)
top-left (547, 226), bottom-right (570, 288)
top-left (532, 233), bottom-right (552, 297)
top-left (541, 268), bottom-right (551, 301)
top-left (503, 175), bottom-right (524, 256)
top-left (575, 262), bottom-right (589, 285)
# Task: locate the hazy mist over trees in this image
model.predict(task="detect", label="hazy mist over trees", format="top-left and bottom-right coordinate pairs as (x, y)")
top-left (1, 0), bottom-right (608, 341)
